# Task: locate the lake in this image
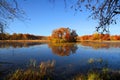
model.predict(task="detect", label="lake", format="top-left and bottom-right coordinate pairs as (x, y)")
top-left (0, 41), bottom-right (120, 80)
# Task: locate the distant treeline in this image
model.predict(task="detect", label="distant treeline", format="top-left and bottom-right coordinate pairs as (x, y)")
top-left (0, 33), bottom-right (48, 40)
top-left (78, 33), bottom-right (120, 41)
top-left (1, 33), bottom-right (120, 41)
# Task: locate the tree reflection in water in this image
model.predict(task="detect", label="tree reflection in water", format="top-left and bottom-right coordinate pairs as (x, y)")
top-left (48, 43), bottom-right (78, 56)
top-left (80, 42), bottom-right (120, 49)
top-left (0, 42), bottom-right (43, 48)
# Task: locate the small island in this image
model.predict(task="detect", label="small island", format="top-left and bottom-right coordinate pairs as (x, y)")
top-left (49, 27), bottom-right (78, 43)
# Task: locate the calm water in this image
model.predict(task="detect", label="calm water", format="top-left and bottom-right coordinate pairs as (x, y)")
top-left (0, 42), bottom-right (120, 79)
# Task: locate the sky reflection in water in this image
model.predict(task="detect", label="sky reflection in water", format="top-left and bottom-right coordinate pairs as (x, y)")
top-left (0, 42), bottom-right (120, 78)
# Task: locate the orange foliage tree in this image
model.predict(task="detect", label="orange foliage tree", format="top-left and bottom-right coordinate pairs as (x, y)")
top-left (78, 33), bottom-right (120, 41)
top-left (0, 33), bottom-right (47, 40)
top-left (50, 27), bottom-right (78, 42)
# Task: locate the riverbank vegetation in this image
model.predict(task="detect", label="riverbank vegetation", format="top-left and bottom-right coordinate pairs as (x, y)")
top-left (0, 33), bottom-right (48, 40)
top-left (6, 60), bottom-right (55, 80)
top-left (78, 33), bottom-right (120, 41)
top-left (0, 29), bottom-right (120, 42)
top-left (6, 59), bottom-right (120, 80)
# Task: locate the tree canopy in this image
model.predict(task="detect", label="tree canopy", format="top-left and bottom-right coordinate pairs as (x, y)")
top-left (0, 0), bottom-right (120, 34)
top-left (50, 27), bottom-right (78, 42)
top-left (50, 0), bottom-right (120, 33)
top-left (72, 0), bottom-right (120, 33)
top-left (0, 33), bottom-right (47, 40)
top-left (0, 0), bottom-right (25, 33)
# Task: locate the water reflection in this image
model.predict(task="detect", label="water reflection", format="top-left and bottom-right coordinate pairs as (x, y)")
top-left (0, 42), bottom-right (44, 48)
top-left (48, 43), bottom-right (78, 56)
top-left (80, 42), bottom-right (120, 49)
top-left (0, 61), bottom-right (13, 79)
top-left (0, 42), bottom-right (120, 79)
top-left (1, 41), bottom-right (120, 49)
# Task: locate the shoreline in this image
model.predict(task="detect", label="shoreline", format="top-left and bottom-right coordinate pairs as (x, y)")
top-left (0, 40), bottom-right (50, 43)
top-left (0, 40), bottom-right (120, 43)
top-left (77, 40), bottom-right (120, 43)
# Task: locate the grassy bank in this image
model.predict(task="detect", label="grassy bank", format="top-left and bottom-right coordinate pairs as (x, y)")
top-left (0, 40), bottom-right (50, 43)
top-left (0, 40), bottom-right (120, 43)
top-left (77, 40), bottom-right (120, 43)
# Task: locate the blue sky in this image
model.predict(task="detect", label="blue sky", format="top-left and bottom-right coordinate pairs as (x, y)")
top-left (6, 0), bottom-right (120, 36)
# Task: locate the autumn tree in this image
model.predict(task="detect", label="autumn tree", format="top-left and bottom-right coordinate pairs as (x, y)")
top-left (101, 34), bottom-right (110, 40)
top-left (79, 35), bottom-right (92, 41)
top-left (92, 32), bottom-right (100, 40)
top-left (110, 35), bottom-right (120, 40)
top-left (51, 27), bottom-right (78, 42)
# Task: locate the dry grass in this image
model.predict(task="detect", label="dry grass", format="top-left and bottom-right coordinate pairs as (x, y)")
top-left (7, 60), bottom-right (55, 80)
top-left (77, 40), bottom-right (120, 43)
top-left (0, 40), bottom-right (50, 43)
